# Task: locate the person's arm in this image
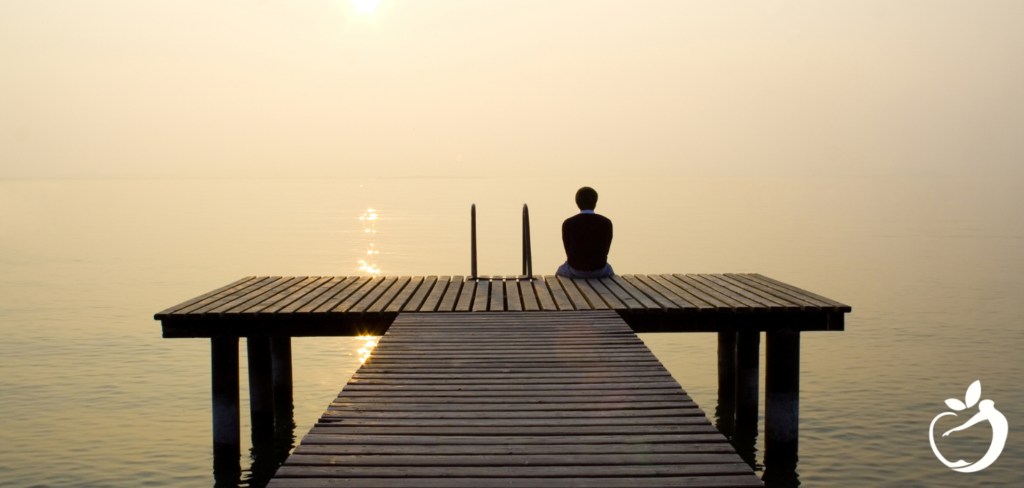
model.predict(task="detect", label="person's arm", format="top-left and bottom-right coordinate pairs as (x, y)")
top-left (562, 219), bottom-right (571, 257)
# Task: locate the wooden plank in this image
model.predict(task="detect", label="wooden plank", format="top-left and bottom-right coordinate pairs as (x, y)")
top-left (186, 276), bottom-right (278, 315)
top-left (416, 276), bottom-right (450, 312)
top-left (749, 273), bottom-right (851, 312)
top-left (471, 279), bottom-right (491, 312)
top-left (570, 278), bottom-right (610, 310)
top-left (706, 274), bottom-right (791, 311)
top-left (555, 276), bottom-right (593, 310)
top-left (436, 276), bottom-right (463, 312)
top-left (302, 277), bottom-right (365, 314)
top-left (283, 277), bottom-right (349, 314)
top-left (273, 462), bottom-right (752, 477)
top-left (621, 275), bottom-right (680, 312)
top-left (399, 276), bottom-right (436, 312)
top-left (455, 279), bottom-right (477, 312)
top-left (222, 276), bottom-right (303, 314)
top-left (532, 279), bottom-right (558, 311)
top-left (342, 382), bottom-right (682, 391)
top-left (350, 376), bottom-right (679, 384)
top-left (545, 276), bottom-right (575, 310)
top-left (203, 277), bottom-right (288, 315)
top-left (633, 275), bottom-right (697, 312)
top-left (285, 452), bottom-right (740, 466)
top-left (156, 276), bottom-right (256, 317)
top-left (298, 433), bottom-right (726, 445)
top-left (335, 389), bottom-right (683, 399)
top-left (518, 279), bottom-right (539, 311)
top-left (584, 278), bottom-right (626, 309)
top-left (311, 423), bottom-right (712, 435)
top-left (368, 349), bottom-right (653, 357)
top-left (366, 276), bottom-right (411, 314)
top-left (661, 275), bottom-right (732, 310)
top-left (645, 275), bottom-right (716, 312)
top-left (687, 275), bottom-right (762, 311)
top-left (608, 275), bottom-right (659, 310)
top-left (386, 276), bottom-right (425, 313)
top-left (350, 371), bottom-right (674, 380)
top-left (260, 276), bottom-right (332, 314)
top-left (319, 408), bottom-right (702, 421)
top-left (314, 276), bottom-right (376, 313)
top-left (349, 276), bottom-right (398, 314)
top-left (268, 475), bottom-right (763, 488)
top-left (722, 273), bottom-right (819, 311)
top-left (241, 276), bottom-right (316, 315)
top-left (488, 278), bottom-right (505, 311)
top-left (505, 279), bottom-right (522, 311)
top-left (292, 443), bottom-right (733, 455)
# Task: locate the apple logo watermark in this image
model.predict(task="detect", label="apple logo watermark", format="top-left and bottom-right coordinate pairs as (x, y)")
top-left (929, 381), bottom-right (1007, 473)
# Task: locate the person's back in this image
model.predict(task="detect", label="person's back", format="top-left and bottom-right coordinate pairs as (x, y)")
top-left (556, 187), bottom-right (614, 278)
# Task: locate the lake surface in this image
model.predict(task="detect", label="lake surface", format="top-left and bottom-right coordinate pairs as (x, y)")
top-left (1, 177), bottom-right (1021, 487)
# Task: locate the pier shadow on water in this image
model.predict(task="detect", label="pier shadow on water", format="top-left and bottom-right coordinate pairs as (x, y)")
top-left (213, 401), bottom-right (296, 488)
top-left (715, 391), bottom-right (800, 488)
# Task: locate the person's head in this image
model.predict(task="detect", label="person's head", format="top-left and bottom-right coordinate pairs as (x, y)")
top-left (575, 187), bottom-right (598, 211)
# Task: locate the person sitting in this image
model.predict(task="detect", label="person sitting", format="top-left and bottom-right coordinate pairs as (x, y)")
top-left (556, 187), bottom-right (614, 278)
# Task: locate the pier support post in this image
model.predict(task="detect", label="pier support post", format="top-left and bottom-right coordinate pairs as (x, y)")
top-left (715, 331), bottom-right (737, 437)
top-left (765, 326), bottom-right (800, 463)
top-left (247, 336), bottom-right (275, 444)
top-left (270, 337), bottom-right (293, 414)
top-left (211, 336), bottom-right (240, 482)
top-left (733, 331), bottom-right (760, 467)
top-left (735, 331), bottom-right (760, 430)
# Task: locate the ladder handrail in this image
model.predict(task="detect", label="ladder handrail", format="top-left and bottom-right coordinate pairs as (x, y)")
top-left (469, 203), bottom-right (533, 280)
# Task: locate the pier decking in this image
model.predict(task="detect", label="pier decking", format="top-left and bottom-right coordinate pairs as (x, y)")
top-left (271, 311), bottom-right (764, 488)
top-left (154, 273), bottom-right (849, 486)
top-left (156, 273), bottom-right (848, 337)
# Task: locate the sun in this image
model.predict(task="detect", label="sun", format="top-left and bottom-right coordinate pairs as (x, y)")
top-left (350, 0), bottom-right (379, 15)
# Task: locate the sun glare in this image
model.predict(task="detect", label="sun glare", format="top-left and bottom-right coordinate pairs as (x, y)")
top-left (351, 0), bottom-right (379, 15)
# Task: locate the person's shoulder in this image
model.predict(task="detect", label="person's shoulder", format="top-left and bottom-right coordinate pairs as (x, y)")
top-left (593, 213), bottom-right (612, 225)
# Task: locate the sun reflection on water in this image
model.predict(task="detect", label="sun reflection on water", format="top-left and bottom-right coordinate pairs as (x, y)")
top-left (357, 336), bottom-right (378, 364)
top-left (357, 208), bottom-right (381, 274)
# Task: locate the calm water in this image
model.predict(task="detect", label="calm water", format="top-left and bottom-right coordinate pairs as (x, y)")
top-left (1, 178), bottom-right (1022, 487)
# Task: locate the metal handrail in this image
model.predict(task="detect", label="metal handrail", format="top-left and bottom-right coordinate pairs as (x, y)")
top-left (471, 204), bottom-right (477, 279)
top-left (469, 203), bottom-right (533, 280)
top-left (523, 204), bottom-right (533, 279)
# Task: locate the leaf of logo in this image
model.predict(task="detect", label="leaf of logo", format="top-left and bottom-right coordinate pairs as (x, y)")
top-left (945, 398), bottom-right (967, 411)
top-left (965, 380), bottom-right (981, 408)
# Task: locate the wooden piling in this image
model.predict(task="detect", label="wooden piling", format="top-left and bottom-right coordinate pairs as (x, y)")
top-left (735, 330), bottom-right (760, 435)
top-left (247, 336), bottom-right (275, 444)
top-left (716, 331), bottom-right (737, 436)
top-left (765, 326), bottom-right (800, 459)
top-left (270, 337), bottom-right (293, 414)
top-left (210, 336), bottom-right (240, 453)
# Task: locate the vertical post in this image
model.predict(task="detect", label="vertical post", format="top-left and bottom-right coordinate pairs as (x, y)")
top-left (471, 204), bottom-right (477, 279)
top-left (523, 204), bottom-right (533, 278)
top-left (211, 336), bottom-right (241, 484)
top-left (735, 331), bottom-right (760, 428)
top-left (716, 331), bottom-right (737, 438)
top-left (733, 330), bottom-right (760, 468)
top-left (211, 336), bottom-right (240, 453)
top-left (765, 326), bottom-right (800, 462)
top-left (270, 337), bottom-right (293, 415)
top-left (522, 205), bottom-right (527, 276)
top-left (247, 336), bottom-right (275, 445)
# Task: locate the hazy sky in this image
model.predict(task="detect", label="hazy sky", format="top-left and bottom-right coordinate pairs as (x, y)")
top-left (1, 0), bottom-right (1022, 179)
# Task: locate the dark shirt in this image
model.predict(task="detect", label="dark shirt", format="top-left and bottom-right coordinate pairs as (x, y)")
top-left (561, 212), bottom-right (613, 271)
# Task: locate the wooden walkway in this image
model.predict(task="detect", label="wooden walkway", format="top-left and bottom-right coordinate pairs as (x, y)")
top-left (268, 311), bottom-right (764, 488)
top-left (156, 273), bottom-right (849, 337)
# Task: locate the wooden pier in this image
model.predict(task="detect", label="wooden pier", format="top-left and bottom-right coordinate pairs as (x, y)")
top-left (154, 273), bottom-right (849, 486)
top-left (272, 311), bottom-right (762, 487)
